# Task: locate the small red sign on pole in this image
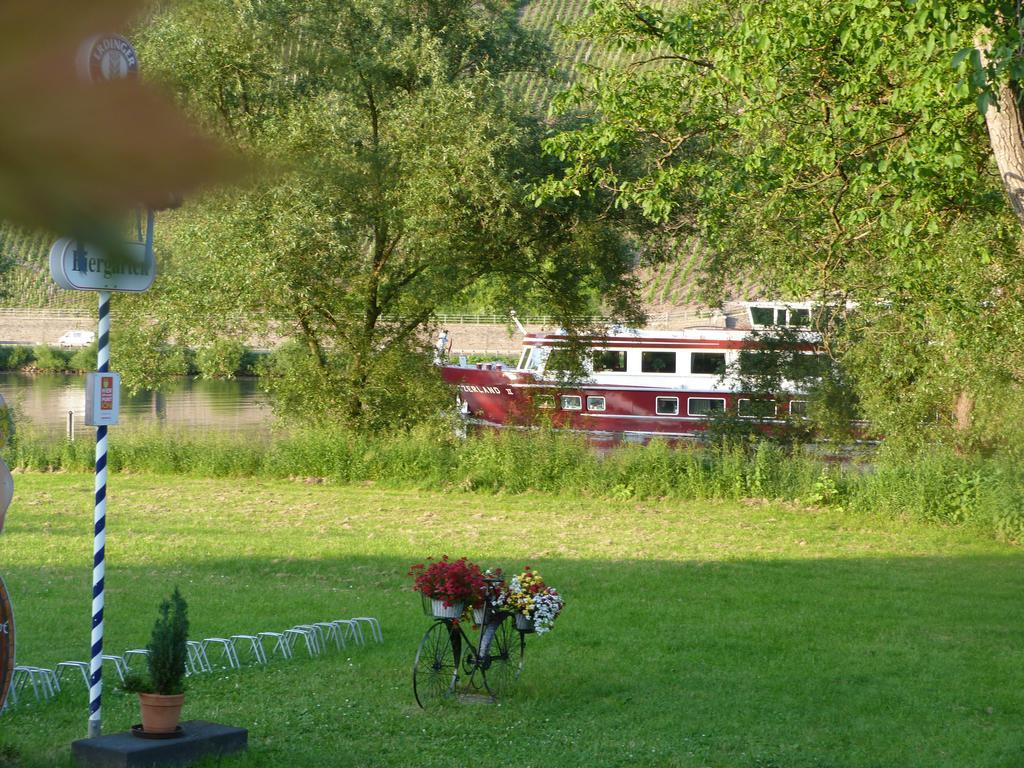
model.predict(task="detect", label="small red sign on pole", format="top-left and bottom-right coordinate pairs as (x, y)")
top-left (85, 372), bottom-right (120, 426)
top-left (100, 377), bottom-right (113, 411)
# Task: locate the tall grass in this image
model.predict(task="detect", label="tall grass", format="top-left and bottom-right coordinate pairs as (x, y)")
top-left (7, 427), bottom-right (1022, 542)
top-left (4, 426), bottom-right (821, 500)
top-left (849, 448), bottom-right (1024, 541)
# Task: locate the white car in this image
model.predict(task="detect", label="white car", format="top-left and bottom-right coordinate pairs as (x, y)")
top-left (56, 330), bottom-right (96, 348)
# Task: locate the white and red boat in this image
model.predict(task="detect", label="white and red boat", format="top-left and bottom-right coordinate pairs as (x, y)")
top-left (439, 303), bottom-right (818, 442)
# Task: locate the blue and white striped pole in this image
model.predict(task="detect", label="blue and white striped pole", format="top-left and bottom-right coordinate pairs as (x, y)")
top-left (88, 289), bottom-right (111, 739)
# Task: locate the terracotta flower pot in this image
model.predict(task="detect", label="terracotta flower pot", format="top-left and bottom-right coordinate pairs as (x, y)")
top-left (138, 692), bottom-right (185, 734)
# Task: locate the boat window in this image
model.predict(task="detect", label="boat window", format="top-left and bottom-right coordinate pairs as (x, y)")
top-left (655, 397), bottom-right (679, 415)
top-left (688, 397), bottom-right (726, 416)
top-left (737, 398), bottom-right (777, 418)
top-left (536, 395), bottom-right (555, 409)
top-left (546, 349), bottom-right (576, 372)
top-left (560, 395), bottom-right (582, 410)
top-left (790, 399), bottom-right (809, 417)
top-left (592, 350), bottom-right (627, 372)
top-left (750, 306), bottom-right (775, 326)
top-left (524, 348), bottom-right (543, 371)
top-left (516, 349), bottom-right (528, 370)
top-left (750, 305), bottom-right (812, 328)
top-left (641, 351), bottom-right (676, 373)
top-left (586, 396), bottom-right (606, 412)
top-left (691, 352), bottom-right (726, 375)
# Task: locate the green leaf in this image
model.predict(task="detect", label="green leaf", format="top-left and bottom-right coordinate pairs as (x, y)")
top-left (950, 48), bottom-right (972, 71)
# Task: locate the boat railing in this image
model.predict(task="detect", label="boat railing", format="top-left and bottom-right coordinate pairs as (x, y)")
top-left (433, 310), bottom-right (720, 326)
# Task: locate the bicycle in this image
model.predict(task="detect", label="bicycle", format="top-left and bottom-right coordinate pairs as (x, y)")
top-left (412, 579), bottom-right (527, 708)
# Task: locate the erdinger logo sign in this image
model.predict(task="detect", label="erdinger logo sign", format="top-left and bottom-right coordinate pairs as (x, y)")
top-left (0, 576), bottom-right (12, 713)
top-left (77, 34), bottom-right (139, 83)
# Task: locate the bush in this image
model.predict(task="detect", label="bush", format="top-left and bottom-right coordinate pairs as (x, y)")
top-left (238, 349), bottom-right (266, 377)
top-left (194, 340), bottom-right (246, 380)
top-left (31, 345), bottom-right (71, 372)
top-left (0, 345), bottom-right (34, 370)
top-left (69, 341), bottom-right (98, 372)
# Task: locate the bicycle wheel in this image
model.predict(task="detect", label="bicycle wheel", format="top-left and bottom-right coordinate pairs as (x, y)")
top-left (413, 622), bottom-right (459, 708)
top-left (481, 615), bottom-right (524, 698)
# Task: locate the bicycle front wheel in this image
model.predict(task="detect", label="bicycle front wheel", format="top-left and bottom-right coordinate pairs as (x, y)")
top-left (481, 615), bottom-right (524, 698)
top-left (413, 622), bottom-right (458, 708)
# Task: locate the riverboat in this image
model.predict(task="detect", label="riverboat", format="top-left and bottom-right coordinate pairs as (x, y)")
top-left (438, 303), bottom-right (817, 442)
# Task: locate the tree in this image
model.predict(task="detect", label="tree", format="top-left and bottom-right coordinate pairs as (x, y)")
top-left (132, 0), bottom-right (639, 428)
top-left (721, 326), bottom-right (862, 445)
top-left (537, 0), bottom-right (1024, 447)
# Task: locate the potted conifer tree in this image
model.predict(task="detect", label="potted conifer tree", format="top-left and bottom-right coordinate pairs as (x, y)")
top-left (123, 588), bottom-right (189, 736)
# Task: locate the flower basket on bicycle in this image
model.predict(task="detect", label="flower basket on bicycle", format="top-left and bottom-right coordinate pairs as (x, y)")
top-left (498, 568), bottom-right (564, 636)
top-left (411, 560), bottom-right (530, 708)
top-left (514, 614), bottom-right (535, 633)
top-left (422, 595), bottom-right (464, 619)
top-left (410, 560), bottom-right (567, 708)
top-left (409, 556), bottom-right (485, 619)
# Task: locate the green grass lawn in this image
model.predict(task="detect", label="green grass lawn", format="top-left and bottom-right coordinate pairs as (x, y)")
top-left (0, 473), bottom-right (1021, 767)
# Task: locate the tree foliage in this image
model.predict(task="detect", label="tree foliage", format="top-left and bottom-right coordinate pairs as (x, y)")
top-left (538, 0), bottom-right (1024, 448)
top-left (134, 0), bottom-right (639, 428)
top-left (114, 321), bottom-right (190, 395)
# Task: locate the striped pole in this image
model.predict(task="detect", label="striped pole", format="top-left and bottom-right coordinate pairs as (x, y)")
top-left (88, 290), bottom-right (111, 739)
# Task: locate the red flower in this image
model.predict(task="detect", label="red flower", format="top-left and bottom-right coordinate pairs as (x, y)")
top-left (408, 555), bottom-right (487, 606)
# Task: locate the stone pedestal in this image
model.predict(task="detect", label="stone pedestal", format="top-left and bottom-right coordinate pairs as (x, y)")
top-left (72, 720), bottom-right (247, 768)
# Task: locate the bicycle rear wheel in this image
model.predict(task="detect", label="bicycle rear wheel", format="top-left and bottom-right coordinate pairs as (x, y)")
top-left (413, 622), bottom-right (458, 708)
top-left (481, 615), bottom-right (524, 698)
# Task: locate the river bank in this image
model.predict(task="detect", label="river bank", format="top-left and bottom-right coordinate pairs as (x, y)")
top-left (4, 427), bottom-right (1021, 543)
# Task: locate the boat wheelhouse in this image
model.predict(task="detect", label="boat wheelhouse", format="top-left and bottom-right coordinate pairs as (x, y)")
top-left (439, 303), bottom-right (819, 441)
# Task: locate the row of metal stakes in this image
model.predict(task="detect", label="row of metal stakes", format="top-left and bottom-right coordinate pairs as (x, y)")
top-left (3, 616), bottom-right (382, 711)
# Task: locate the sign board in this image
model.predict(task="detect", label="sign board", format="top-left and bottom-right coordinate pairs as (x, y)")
top-left (0, 576), bottom-right (13, 713)
top-left (76, 34), bottom-right (139, 83)
top-left (85, 372), bottom-right (121, 427)
top-left (49, 239), bottom-right (156, 293)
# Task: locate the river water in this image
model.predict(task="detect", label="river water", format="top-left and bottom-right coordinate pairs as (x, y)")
top-left (0, 372), bottom-right (271, 437)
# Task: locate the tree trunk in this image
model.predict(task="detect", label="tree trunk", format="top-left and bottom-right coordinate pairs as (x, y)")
top-left (345, 352), bottom-right (368, 423)
top-left (953, 390), bottom-right (973, 433)
top-left (984, 79), bottom-right (1024, 229)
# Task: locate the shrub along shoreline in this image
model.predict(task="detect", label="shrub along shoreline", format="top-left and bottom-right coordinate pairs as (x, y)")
top-left (0, 343), bottom-right (515, 378)
top-left (5, 427), bottom-right (1022, 543)
top-left (0, 343), bottom-right (266, 378)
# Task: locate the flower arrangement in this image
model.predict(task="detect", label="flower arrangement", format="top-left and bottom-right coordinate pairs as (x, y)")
top-left (482, 569), bottom-right (506, 606)
top-left (409, 555), bottom-right (486, 609)
top-left (470, 569), bottom-right (507, 625)
top-left (498, 567), bottom-right (564, 635)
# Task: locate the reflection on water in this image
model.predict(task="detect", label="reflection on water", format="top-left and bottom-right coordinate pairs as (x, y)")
top-left (0, 372), bottom-right (271, 436)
